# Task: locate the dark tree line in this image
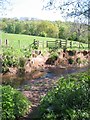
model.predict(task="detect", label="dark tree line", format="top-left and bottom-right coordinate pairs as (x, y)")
top-left (0, 18), bottom-right (88, 43)
top-left (1, 18), bottom-right (59, 38)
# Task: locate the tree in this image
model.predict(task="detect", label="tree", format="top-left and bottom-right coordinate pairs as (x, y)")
top-left (46, 21), bottom-right (59, 38)
top-left (15, 22), bottom-right (23, 34)
top-left (36, 21), bottom-right (48, 36)
top-left (43, 0), bottom-right (89, 45)
top-left (0, 21), bottom-right (7, 31)
top-left (43, 0), bottom-right (89, 19)
top-left (59, 26), bottom-right (66, 39)
top-left (22, 22), bottom-right (31, 35)
top-left (6, 23), bottom-right (15, 33)
top-left (0, 0), bottom-right (13, 16)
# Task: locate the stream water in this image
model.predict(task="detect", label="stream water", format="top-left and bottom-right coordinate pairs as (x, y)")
top-left (2, 65), bottom-right (89, 91)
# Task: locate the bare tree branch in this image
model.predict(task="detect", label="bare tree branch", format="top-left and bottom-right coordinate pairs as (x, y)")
top-left (0, 0), bottom-right (12, 16)
top-left (43, 0), bottom-right (89, 19)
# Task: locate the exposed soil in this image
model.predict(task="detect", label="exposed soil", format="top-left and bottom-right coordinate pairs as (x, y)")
top-left (2, 50), bottom-right (90, 76)
top-left (21, 76), bottom-right (58, 119)
top-left (2, 50), bottom-right (90, 119)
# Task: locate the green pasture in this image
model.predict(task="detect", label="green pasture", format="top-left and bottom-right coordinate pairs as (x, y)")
top-left (1, 32), bottom-right (88, 50)
top-left (1, 32), bottom-right (54, 49)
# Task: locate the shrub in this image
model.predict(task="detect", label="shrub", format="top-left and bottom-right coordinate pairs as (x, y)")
top-left (45, 52), bottom-right (58, 65)
top-left (2, 66), bottom-right (9, 74)
top-left (39, 70), bottom-right (90, 120)
top-left (2, 47), bottom-right (19, 74)
top-left (50, 52), bottom-right (59, 61)
top-left (18, 57), bottom-right (26, 68)
top-left (21, 47), bottom-right (31, 58)
top-left (17, 57), bottom-right (26, 76)
top-left (1, 85), bottom-right (31, 120)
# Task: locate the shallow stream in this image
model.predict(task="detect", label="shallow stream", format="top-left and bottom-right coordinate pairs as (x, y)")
top-left (2, 65), bottom-right (89, 91)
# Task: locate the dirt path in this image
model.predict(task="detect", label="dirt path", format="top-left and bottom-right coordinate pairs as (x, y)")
top-left (20, 75), bottom-right (59, 119)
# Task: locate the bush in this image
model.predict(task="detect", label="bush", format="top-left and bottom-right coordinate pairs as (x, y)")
top-left (1, 85), bottom-right (31, 120)
top-left (18, 57), bottom-right (26, 68)
top-left (50, 52), bottom-right (59, 61)
top-left (39, 70), bottom-right (90, 120)
top-left (45, 52), bottom-right (58, 65)
top-left (2, 47), bottom-right (19, 74)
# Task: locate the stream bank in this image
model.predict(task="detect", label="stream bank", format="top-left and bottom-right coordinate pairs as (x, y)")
top-left (1, 50), bottom-right (90, 119)
top-left (2, 65), bottom-right (89, 119)
top-left (20, 65), bottom-right (89, 119)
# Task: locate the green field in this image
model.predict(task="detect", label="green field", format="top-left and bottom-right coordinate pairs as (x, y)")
top-left (1, 32), bottom-right (55, 49)
top-left (1, 32), bottom-right (88, 50)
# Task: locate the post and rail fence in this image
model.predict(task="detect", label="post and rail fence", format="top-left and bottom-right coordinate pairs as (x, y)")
top-left (1, 38), bottom-right (87, 50)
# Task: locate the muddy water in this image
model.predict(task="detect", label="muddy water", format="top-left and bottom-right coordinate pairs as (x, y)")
top-left (2, 71), bottom-right (46, 90)
top-left (2, 65), bottom-right (89, 91)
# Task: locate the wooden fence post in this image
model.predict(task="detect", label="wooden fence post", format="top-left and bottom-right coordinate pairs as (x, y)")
top-left (60, 40), bottom-right (61, 48)
top-left (33, 39), bottom-right (35, 46)
top-left (5, 39), bottom-right (8, 46)
top-left (42, 41), bottom-right (44, 49)
top-left (18, 40), bottom-right (20, 48)
top-left (55, 40), bottom-right (58, 48)
top-left (66, 39), bottom-right (67, 48)
top-left (70, 41), bottom-right (72, 48)
top-left (38, 41), bottom-right (39, 47)
top-left (46, 41), bottom-right (48, 47)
